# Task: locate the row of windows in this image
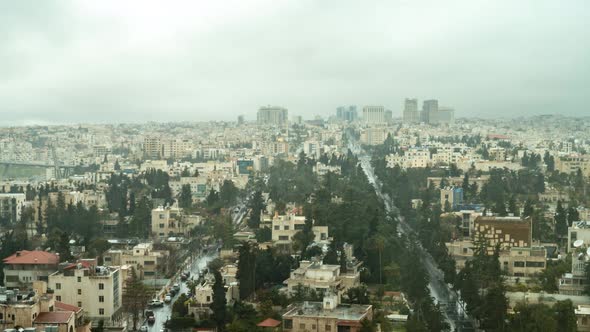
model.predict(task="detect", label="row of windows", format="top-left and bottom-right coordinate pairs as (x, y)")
top-left (56, 282), bottom-right (105, 290)
top-left (513, 261), bottom-right (545, 268)
top-left (283, 320), bottom-right (331, 331)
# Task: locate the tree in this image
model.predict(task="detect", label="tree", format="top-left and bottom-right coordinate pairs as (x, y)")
top-left (220, 180), bottom-right (239, 207)
top-left (553, 300), bottom-right (577, 332)
top-left (247, 191), bottom-right (265, 229)
top-left (122, 267), bottom-right (151, 331)
top-left (508, 303), bottom-right (557, 331)
top-left (114, 159), bottom-right (121, 171)
top-left (236, 242), bottom-right (257, 300)
top-left (179, 184), bottom-right (192, 209)
top-left (555, 200), bottom-right (568, 237)
top-left (172, 293), bottom-right (189, 317)
top-left (211, 270), bottom-right (227, 332)
top-left (323, 240), bottom-right (339, 265)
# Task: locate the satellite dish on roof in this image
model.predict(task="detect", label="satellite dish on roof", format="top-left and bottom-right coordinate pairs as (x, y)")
top-left (574, 239), bottom-right (584, 248)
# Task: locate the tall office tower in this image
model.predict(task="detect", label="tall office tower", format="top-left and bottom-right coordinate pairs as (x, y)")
top-left (384, 109), bottom-right (393, 123)
top-left (143, 136), bottom-right (162, 159)
top-left (421, 99), bottom-right (439, 123)
top-left (362, 106), bottom-right (385, 124)
top-left (257, 106), bottom-right (289, 125)
top-left (336, 105), bottom-right (358, 122)
top-left (237, 115), bottom-right (244, 125)
top-left (403, 98), bottom-right (419, 123)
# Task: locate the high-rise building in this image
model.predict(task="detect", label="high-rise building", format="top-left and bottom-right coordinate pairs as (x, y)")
top-left (237, 115), bottom-right (244, 125)
top-left (143, 137), bottom-right (162, 159)
top-left (257, 106), bottom-right (288, 125)
top-left (336, 106), bottom-right (357, 122)
top-left (421, 99), bottom-right (438, 123)
top-left (384, 109), bottom-right (393, 123)
top-left (402, 98), bottom-right (419, 123)
top-left (362, 106), bottom-right (385, 124)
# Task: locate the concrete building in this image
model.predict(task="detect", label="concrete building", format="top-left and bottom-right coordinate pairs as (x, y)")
top-left (402, 98), bottom-right (419, 123)
top-left (282, 292), bottom-right (373, 332)
top-left (429, 108), bottom-right (455, 125)
top-left (284, 260), bottom-right (361, 296)
top-left (576, 305), bottom-right (590, 332)
top-left (151, 205), bottom-right (199, 238)
top-left (49, 262), bottom-right (122, 322)
top-left (257, 106), bottom-right (289, 126)
top-left (567, 221), bottom-right (590, 253)
top-left (556, 156), bottom-right (590, 177)
top-left (362, 106), bottom-right (385, 124)
top-left (359, 127), bottom-right (391, 146)
top-left (0, 193), bottom-right (26, 223)
top-left (271, 214), bottom-right (329, 251)
top-left (440, 187), bottom-right (463, 210)
top-left (3, 251), bottom-right (60, 289)
top-left (498, 247), bottom-right (546, 277)
top-left (473, 215), bottom-right (532, 252)
top-left (143, 137), bottom-right (162, 159)
top-left (421, 99), bottom-right (438, 123)
top-left (103, 243), bottom-right (169, 279)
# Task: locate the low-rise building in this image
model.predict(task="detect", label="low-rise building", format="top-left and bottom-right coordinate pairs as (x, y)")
top-left (282, 293), bottom-right (373, 332)
top-left (473, 215), bottom-right (532, 252)
top-left (284, 260), bottom-right (360, 297)
top-left (151, 205), bottom-right (199, 238)
top-left (568, 221), bottom-right (590, 253)
top-left (498, 247), bottom-right (546, 277)
top-left (103, 243), bottom-right (169, 279)
top-left (3, 250), bottom-right (59, 289)
top-left (271, 214), bottom-right (329, 252)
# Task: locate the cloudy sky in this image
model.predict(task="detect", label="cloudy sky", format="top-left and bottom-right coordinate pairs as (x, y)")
top-left (1, 0), bottom-right (589, 125)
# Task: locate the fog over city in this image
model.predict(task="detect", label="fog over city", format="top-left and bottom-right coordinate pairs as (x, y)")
top-left (1, 0), bottom-right (589, 124)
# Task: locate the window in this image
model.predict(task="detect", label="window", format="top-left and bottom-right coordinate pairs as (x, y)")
top-left (284, 319), bottom-right (293, 329)
top-left (312, 324), bottom-right (316, 330)
top-left (56, 295), bottom-right (62, 301)
top-left (78, 289), bottom-right (82, 295)
top-left (99, 296), bottom-right (104, 302)
top-left (526, 261), bottom-right (545, 268)
top-left (99, 283), bottom-right (104, 290)
top-left (325, 325), bottom-right (331, 331)
top-left (279, 236), bottom-right (289, 241)
top-left (99, 308), bottom-right (105, 315)
top-left (56, 283), bottom-right (62, 290)
top-left (77, 276), bottom-right (81, 282)
top-left (294, 224), bottom-right (304, 230)
top-left (514, 261), bottom-right (525, 267)
top-left (299, 323), bottom-right (305, 330)
top-left (206, 296), bottom-right (211, 302)
top-left (145, 261), bottom-right (155, 265)
top-left (274, 226), bottom-right (280, 230)
top-left (77, 302), bottom-right (82, 308)
top-left (284, 226), bottom-right (289, 230)
top-left (159, 223), bottom-right (165, 228)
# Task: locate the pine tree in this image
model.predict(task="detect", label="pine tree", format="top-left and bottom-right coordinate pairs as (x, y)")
top-left (210, 270), bottom-right (227, 332)
top-left (555, 200), bottom-right (568, 237)
top-left (123, 267), bottom-right (151, 331)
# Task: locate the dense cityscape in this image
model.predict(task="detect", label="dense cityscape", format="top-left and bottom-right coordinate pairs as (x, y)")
top-left (1, 102), bottom-right (589, 332)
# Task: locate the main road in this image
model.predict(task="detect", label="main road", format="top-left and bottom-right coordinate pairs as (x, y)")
top-left (351, 141), bottom-right (473, 331)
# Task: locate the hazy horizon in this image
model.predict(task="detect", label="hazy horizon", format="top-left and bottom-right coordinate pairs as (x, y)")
top-left (1, 0), bottom-right (589, 125)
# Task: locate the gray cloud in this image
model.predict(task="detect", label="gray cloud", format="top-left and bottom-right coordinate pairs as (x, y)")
top-left (1, 0), bottom-right (589, 125)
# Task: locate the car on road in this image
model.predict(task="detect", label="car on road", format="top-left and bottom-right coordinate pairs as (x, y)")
top-left (140, 326), bottom-right (148, 332)
top-left (164, 295), bottom-right (172, 303)
top-left (173, 283), bottom-right (180, 292)
top-left (145, 310), bottom-right (155, 324)
top-left (148, 299), bottom-right (164, 308)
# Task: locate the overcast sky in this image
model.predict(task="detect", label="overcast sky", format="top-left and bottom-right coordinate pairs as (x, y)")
top-left (1, 0), bottom-right (589, 125)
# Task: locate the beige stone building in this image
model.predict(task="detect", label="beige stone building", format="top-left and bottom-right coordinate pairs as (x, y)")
top-left (49, 262), bottom-right (122, 322)
top-left (284, 260), bottom-right (361, 297)
top-left (151, 205), bottom-right (199, 238)
top-left (2, 250), bottom-right (59, 289)
top-left (498, 247), bottom-right (546, 277)
top-left (282, 293), bottom-right (372, 332)
top-left (103, 243), bottom-right (169, 279)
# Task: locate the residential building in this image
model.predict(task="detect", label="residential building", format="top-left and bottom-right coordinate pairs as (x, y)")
top-left (2, 250), bottom-right (59, 289)
top-left (362, 106), bottom-right (385, 124)
top-left (567, 221), bottom-right (590, 253)
top-left (103, 243), bottom-right (169, 279)
top-left (498, 247), bottom-right (546, 277)
top-left (282, 292), bottom-right (373, 332)
top-left (0, 193), bottom-right (26, 223)
top-left (151, 205), bottom-right (197, 238)
top-left (473, 215), bottom-right (532, 252)
top-left (284, 260), bottom-right (361, 296)
top-left (49, 262), bottom-right (122, 322)
top-left (270, 214), bottom-right (329, 251)
top-left (576, 305), bottom-right (590, 332)
top-left (143, 137), bottom-right (162, 159)
top-left (257, 106), bottom-right (288, 126)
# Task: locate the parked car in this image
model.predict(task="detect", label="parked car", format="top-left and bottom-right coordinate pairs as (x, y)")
top-left (164, 295), bottom-right (171, 303)
top-left (173, 283), bottom-right (180, 291)
top-left (145, 310), bottom-right (155, 324)
top-left (140, 326), bottom-right (148, 332)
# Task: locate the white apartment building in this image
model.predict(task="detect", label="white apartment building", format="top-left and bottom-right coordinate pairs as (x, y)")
top-left (386, 148), bottom-right (431, 169)
top-left (49, 263), bottom-right (122, 321)
top-left (271, 214), bottom-right (329, 245)
top-left (0, 193), bottom-right (26, 223)
top-left (103, 243), bottom-right (169, 279)
top-left (284, 260), bottom-right (361, 296)
top-left (567, 221), bottom-right (590, 253)
top-left (362, 106), bottom-right (385, 124)
top-left (151, 205), bottom-right (201, 238)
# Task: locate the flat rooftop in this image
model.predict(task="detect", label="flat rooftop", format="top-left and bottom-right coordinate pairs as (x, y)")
top-left (283, 302), bottom-right (371, 321)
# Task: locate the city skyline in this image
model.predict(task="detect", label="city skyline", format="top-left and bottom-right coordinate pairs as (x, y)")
top-left (1, 1), bottom-right (589, 125)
